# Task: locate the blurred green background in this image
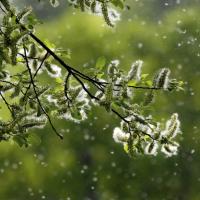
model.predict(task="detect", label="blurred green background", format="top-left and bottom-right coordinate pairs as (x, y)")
top-left (0, 0), bottom-right (200, 199)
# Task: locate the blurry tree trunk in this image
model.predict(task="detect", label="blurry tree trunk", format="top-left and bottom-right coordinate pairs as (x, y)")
top-left (80, 150), bottom-right (99, 200)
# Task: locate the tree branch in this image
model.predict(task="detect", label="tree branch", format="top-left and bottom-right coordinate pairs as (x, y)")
top-left (23, 45), bottom-right (63, 139)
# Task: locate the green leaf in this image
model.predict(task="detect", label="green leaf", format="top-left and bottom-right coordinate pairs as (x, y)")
top-left (27, 13), bottom-right (42, 27)
top-left (44, 39), bottom-right (56, 49)
top-left (141, 73), bottom-right (149, 80)
top-left (111, 0), bottom-right (125, 9)
top-left (96, 72), bottom-right (104, 79)
top-left (127, 80), bottom-right (137, 87)
top-left (95, 56), bottom-right (106, 70)
top-left (123, 143), bottom-right (129, 153)
top-left (145, 80), bottom-right (153, 87)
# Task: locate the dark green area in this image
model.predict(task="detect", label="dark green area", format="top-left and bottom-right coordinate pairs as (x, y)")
top-left (0, 0), bottom-right (200, 199)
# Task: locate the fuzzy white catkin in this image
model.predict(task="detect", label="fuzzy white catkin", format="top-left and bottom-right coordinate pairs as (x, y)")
top-left (110, 59), bottom-right (120, 67)
top-left (46, 64), bottom-right (62, 78)
top-left (154, 68), bottom-right (171, 90)
top-left (107, 8), bottom-right (121, 25)
top-left (145, 142), bottom-right (159, 156)
top-left (161, 143), bottom-right (179, 157)
top-left (165, 113), bottom-right (181, 138)
top-left (128, 60), bottom-right (143, 81)
top-left (50, 0), bottom-right (60, 7)
top-left (113, 127), bottom-right (129, 143)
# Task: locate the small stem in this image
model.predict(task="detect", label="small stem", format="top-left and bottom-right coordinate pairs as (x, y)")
top-left (0, 91), bottom-right (13, 115)
top-left (23, 45), bottom-right (63, 139)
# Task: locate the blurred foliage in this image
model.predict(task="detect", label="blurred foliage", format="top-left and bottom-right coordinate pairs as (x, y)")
top-left (0, 0), bottom-right (200, 200)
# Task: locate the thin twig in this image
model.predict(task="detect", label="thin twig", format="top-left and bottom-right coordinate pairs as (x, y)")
top-left (0, 91), bottom-right (13, 115)
top-left (23, 45), bottom-right (63, 139)
top-left (22, 51), bottom-right (49, 102)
